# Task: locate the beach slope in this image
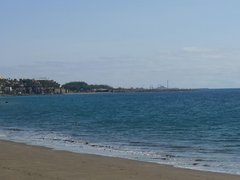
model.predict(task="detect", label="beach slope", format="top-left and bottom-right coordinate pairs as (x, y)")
top-left (0, 140), bottom-right (239, 180)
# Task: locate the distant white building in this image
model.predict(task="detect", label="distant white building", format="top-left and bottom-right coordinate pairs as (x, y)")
top-left (4, 87), bottom-right (13, 93)
top-left (0, 85), bottom-right (3, 94)
top-left (54, 88), bottom-right (68, 94)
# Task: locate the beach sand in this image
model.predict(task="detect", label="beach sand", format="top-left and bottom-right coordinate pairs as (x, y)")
top-left (0, 140), bottom-right (239, 180)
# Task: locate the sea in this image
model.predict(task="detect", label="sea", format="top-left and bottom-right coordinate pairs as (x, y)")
top-left (0, 89), bottom-right (240, 175)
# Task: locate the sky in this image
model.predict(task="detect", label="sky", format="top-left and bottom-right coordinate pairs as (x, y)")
top-left (1, 0), bottom-right (240, 88)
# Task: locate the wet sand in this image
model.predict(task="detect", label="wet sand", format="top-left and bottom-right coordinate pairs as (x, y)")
top-left (0, 140), bottom-right (239, 180)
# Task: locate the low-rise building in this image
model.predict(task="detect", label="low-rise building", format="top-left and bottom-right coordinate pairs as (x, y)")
top-left (4, 87), bottom-right (13, 93)
top-left (54, 88), bottom-right (61, 94)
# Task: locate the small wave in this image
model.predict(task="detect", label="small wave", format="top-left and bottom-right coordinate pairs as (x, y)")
top-left (163, 154), bottom-right (176, 159)
top-left (169, 145), bottom-right (192, 149)
top-left (64, 139), bottom-right (75, 143)
top-left (4, 128), bottom-right (24, 132)
top-left (195, 159), bottom-right (204, 162)
top-left (90, 144), bottom-right (113, 149)
top-left (129, 141), bottom-right (142, 144)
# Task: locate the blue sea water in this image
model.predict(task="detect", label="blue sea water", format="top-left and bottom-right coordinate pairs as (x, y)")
top-left (0, 90), bottom-right (240, 175)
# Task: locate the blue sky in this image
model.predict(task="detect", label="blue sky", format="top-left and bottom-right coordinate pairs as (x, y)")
top-left (1, 0), bottom-right (240, 88)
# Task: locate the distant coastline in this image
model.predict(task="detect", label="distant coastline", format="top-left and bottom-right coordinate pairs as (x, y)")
top-left (0, 77), bottom-right (192, 96)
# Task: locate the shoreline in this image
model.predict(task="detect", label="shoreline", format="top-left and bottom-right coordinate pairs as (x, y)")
top-left (0, 140), bottom-right (239, 180)
top-left (0, 88), bottom-right (194, 97)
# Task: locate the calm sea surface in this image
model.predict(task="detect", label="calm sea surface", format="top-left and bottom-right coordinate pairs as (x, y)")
top-left (0, 90), bottom-right (240, 174)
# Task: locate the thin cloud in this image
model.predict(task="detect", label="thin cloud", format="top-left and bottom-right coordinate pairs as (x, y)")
top-left (183, 46), bottom-right (213, 53)
top-left (182, 46), bottom-right (225, 59)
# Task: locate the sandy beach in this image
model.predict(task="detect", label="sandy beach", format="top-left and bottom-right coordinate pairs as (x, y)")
top-left (0, 140), bottom-right (239, 180)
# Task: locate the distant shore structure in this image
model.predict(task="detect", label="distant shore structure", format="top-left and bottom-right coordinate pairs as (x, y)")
top-left (0, 77), bottom-right (191, 96)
